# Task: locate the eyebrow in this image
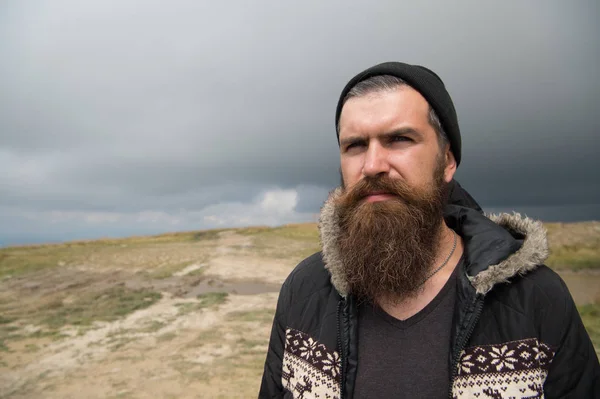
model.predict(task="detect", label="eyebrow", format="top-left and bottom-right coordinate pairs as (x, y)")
top-left (339, 127), bottom-right (422, 147)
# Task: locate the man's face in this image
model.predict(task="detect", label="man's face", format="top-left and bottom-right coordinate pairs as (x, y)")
top-left (337, 85), bottom-right (456, 196)
top-left (332, 85), bottom-right (457, 303)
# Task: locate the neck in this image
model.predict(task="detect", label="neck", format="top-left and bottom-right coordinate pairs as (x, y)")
top-left (377, 223), bottom-right (464, 321)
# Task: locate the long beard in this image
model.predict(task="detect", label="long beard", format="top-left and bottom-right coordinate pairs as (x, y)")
top-left (334, 162), bottom-right (448, 305)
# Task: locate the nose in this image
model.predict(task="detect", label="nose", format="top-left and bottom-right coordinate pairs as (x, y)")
top-left (362, 142), bottom-right (390, 177)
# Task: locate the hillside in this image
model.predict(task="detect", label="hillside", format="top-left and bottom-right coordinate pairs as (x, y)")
top-left (0, 221), bottom-right (598, 398)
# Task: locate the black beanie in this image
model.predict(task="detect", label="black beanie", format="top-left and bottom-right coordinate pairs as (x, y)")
top-left (335, 61), bottom-right (462, 166)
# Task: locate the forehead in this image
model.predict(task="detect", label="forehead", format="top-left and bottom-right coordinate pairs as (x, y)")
top-left (338, 86), bottom-right (431, 138)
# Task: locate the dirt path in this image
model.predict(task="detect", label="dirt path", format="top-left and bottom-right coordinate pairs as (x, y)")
top-left (2, 292), bottom-right (278, 398)
top-left (0, 231), bottom-right (305, 399)
top-left (2, 227), bottom-right (597, 398)
top-left (199, 230), bottom-right (296, 285)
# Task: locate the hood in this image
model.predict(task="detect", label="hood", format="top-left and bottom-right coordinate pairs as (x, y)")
top-left (318, 186), bottom-right (549, 297)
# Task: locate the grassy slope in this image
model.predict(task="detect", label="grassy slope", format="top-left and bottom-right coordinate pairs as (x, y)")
top-left (578, 303), bottom-right (600, 357)
top-left (3, 220), bottom-right (596, 276)
top-left (1, 221), bottom-right (598, 357)
top-left (545, 221), bottom-right (600, 270)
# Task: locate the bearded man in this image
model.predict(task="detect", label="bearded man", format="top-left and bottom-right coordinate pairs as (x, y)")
top-left (259, 62), bottom-right (599, 398)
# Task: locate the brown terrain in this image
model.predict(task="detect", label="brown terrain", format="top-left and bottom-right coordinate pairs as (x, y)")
top-left (0, 221), bottom-right (598, 398)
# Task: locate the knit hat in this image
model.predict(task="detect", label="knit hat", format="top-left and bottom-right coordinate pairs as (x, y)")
top-left (335, 61), bottom-right (462, 166)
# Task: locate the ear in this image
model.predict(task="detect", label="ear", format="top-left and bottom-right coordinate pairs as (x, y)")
top-left (443, 145), bottom-right (457, 183)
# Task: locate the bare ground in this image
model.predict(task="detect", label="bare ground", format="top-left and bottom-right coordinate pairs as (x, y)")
top-left (0, 230), bottom-right (298, 399)
top-left (1, 223), bottom-right (598, 398)
top-left (3, 292), bottom-right (277, 398)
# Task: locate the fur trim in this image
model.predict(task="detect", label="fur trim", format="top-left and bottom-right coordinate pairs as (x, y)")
top-left (469, 212), bottom-right (549, 295)
top-left (318, 187), bottom-right (350, 297)
top-left (318, 190), bottom-right (549, 297)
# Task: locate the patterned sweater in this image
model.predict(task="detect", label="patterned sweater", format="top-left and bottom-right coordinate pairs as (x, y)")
top-left (259, 189), bottom-right (600, 399)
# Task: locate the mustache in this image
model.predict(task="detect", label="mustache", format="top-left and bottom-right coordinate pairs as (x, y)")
top-left (342, 175), bottom-right (418, 205)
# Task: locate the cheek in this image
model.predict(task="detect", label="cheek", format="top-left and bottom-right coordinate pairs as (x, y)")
top-left (340, 158), bottom-right (361, 186)
top-left (388, 154), bottom-right (431, 185)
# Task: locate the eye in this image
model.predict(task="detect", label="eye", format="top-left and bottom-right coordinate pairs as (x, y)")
top-left (345, 142), bottom-right (365, 152)
top-left (390, 135), bottom-right (412, 143)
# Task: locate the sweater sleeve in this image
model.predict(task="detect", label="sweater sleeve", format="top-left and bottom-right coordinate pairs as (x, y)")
top-left (258, 280), bottom-right (291, 398)
top-left (543, 277), bottom-right (600, 398)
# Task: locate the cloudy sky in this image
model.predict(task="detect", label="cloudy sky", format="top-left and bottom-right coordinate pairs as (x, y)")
top-left (1, 1), bottom-right (599, 246)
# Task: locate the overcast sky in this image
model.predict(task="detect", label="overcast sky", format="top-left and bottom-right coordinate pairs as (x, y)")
top-left (1, 1), bottom-right (599, 246)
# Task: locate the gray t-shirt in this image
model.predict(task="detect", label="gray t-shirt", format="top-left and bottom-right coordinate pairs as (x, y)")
top-left (354, 258), bottom-right (460, 398)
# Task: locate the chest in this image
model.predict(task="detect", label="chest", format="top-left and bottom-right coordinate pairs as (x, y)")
top-left (353, 291), bottom-right (455, 399)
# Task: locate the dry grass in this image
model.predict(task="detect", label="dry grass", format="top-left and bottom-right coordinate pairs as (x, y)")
top-left (545, 221), bottom-right (600, 270)
top-left (0, 285), bottom-right (162, 353)
top-left (236, 223), bottom-right (321, 260)
top-left (226, 309), bottom-right (275, 324)
top-left (175, 292), bottom-right (229, 315)
top-left (579, 301), bottom-right (600, 357)
top-left (0, 229), bottom-right (225, 279)
top-left (0, 220), bottom-right (598, 398)
top-left (40, 286), bottom-right (162, 328)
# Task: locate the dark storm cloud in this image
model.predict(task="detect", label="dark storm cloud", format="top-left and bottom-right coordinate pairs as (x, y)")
top-left (0, 0), bottom-right (598, 244)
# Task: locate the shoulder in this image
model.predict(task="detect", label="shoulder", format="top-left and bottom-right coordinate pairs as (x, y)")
top-left (280, 251), bottom-right (334, 302)
top-left (484, 264), bottom-right (578, 347)
top-left (488, 264), bottom-right (572, 314)
top-left (523, 265), bottom-right (571, 300)
top-left (273, 251), bottom-right (339, 333)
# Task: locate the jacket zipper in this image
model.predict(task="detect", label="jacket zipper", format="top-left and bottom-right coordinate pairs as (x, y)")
top-left (337, 299), bottom-right (345, 399)
top-left (448, 298), bottom-right (484, 399)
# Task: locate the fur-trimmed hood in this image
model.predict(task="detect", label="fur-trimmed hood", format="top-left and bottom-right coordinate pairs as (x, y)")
top-left (318, 187), bottom-right (549, 297)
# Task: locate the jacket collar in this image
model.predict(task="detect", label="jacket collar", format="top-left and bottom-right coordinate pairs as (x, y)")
top-left (318, 187), bottom-right (549, 297)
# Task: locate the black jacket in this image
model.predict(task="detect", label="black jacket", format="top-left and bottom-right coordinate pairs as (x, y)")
top-left (259, 183), bottom-right (600, 398)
